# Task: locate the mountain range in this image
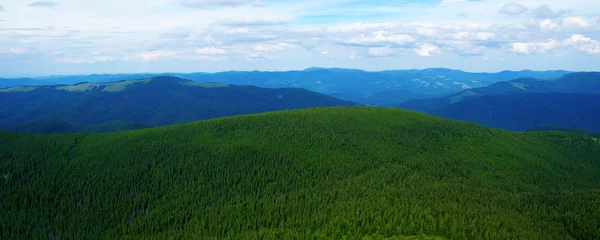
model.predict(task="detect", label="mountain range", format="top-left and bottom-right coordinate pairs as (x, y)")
top-left (400, 72), bottom-right (600, 131)
top-left (0, 76), bottom-right (358, 133)
top-left (1, 68), bottom-right (570, 106)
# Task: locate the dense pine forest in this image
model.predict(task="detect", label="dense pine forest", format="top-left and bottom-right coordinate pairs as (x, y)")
top-left (1, 107), bottom-right (599, 239)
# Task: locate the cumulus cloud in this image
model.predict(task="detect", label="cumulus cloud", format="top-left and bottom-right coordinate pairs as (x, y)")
top-left (498, 3), bottom-right (528, 16)
top-left (136, 50), bottom-right (177, 61)
top-left (508, 34), bottom-right (600, 55)
top-left (195, 47), bottom-right (227, 54)
top-left (415, 44), bottom-right (440, 57)
top-left (343, 31), bottom-right (414, 47)
top-left (217, 17), bottom-right (287, 27)
top-left (180, 0), bottom-right (260, 8)
top-left (530, 5), bottom-right (570, 19)
top-left (565, 34), bottom-right (600, 55)
top-left (27, 1), bottom-right (57, 8)
top-left (453, 32), bottom-right (495, 41)
top-left (509, 40), bottom-right (559, 54)
top-left (562, 17), bottom-right (589, 28)
top-left (253, 42), bottom-right (295, 51)
top-left (539, 19), bottom-right (558, 30)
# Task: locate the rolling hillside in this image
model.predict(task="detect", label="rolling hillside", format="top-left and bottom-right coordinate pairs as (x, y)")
top-left (0, 76), bottom-right (358, 132)
top-left (1, 107), bottom-right (599, 239)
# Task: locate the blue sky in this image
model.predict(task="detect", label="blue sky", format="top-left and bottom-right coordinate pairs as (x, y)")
top-left (0, 0), bottom-right (599, 77)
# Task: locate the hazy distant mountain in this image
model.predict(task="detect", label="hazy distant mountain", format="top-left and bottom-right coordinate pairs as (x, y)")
top-left (0, 76), bottom-right (359, 132)
top-left (433, 93), bottom-right (600, 131)
top-left (399, 72), bottom-right (600, 131)
top-left (400, 72), bottom-right (600, 112)
top-left (0, 68), bottom-right (570, 105)
top-left (0, 78), bottom-right (50, 88)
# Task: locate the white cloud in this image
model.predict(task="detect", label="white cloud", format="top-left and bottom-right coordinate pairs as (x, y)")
top-left (27, 1), bottom-right (57, 9)
top-left (320, 51), bottom-right (330, 55)
top-left (540, 19), bottom-right (558, 30)
top-left (416, 28), bottom-right (437, 37)
top-left (180, 0), bottom-right (260, 8)
top-left (562, 17), bottom-right (589, 28)
top-left (217, 16), bottom-right (287, 27)
top-left (565, 34), bottom-right (600, 55)
top-left (253, 43), bottom-right (295, 52)
top-left (7, 48), bottom-right (26, 54)
top-left (135, 50), bottom-right (177, 61)
top-left (530, 5), bottom-right (569, 19)
top-left (344, 31), bottom-right (414, 47)
top-left (367, 47), bottom-right (394, 57)
top-left (509, 40), bottom-right (559, 55)
top-left (498, 3), bottom-right (528, 16)
top-left (415, 44), bottom-right (440, 57)
top-left (452, 32), bottom-right (495, 41)
top-left (195, 47), bottom-right (227, 54)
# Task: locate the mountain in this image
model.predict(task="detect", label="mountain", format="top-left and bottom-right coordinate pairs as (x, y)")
top-left (433, 93), bottom-right (600, 131)
top-left (400, 72), bottom-right (600, 112)
top-left (0, 76), bottom-right (358, 132)
top-left (357, 89), bottom-right (457, 106)
top-left (398, 72), bottom-right (600, 131)
top-left (1, 107), bottom-right (599, 239)
top-left (1, 68), bottom-right (569, 105)
top-left (0, 78), bottom-right (50, 88)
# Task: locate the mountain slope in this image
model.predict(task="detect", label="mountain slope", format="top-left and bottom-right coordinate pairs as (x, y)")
top-left (433, 93), bottom-right (600, 131)
top-left (1, 107), bottom-right (599, 239)
top-left (400, 72), bottom-right (600, 112)
top-left (0, 76), bottom-right (359, 131)
top-left (398, 72), bottom-right (600, 131)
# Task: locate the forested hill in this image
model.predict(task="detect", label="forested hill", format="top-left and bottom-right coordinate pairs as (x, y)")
top-left (1, 107), bottom-right (599, 239)
top-left (0, 76), bottom-right (359, 132)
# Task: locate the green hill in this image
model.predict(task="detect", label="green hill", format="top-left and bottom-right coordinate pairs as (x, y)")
top-left (1, 107), bottom-right (599, 239)
top-left (0, 76), bottom-right (359, 132)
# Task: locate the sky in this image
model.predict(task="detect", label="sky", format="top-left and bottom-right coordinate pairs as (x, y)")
top-left (0, 0), bottom-right (600, 77)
